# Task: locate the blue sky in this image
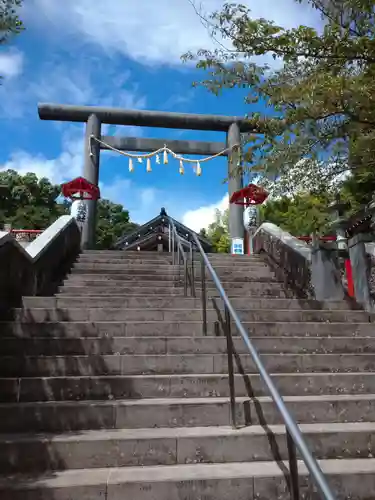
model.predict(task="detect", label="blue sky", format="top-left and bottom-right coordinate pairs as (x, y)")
top-left (0, 0), bottom-right (320, 230)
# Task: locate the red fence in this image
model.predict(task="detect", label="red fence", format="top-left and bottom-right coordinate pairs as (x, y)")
top-left (10, 229), bottom-right (43, 243)
top-left (297, 235), bottom-right (336, 243)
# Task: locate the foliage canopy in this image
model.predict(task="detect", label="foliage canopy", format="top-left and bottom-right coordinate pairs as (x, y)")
top-left (0, 0), bottom-right (24, 81)
top-left (0, 0), bottom-right (23, 45)
top-left (184, 0), bottom-right (375, 206)
top-left (202, 208), bottom-right (231, 253)
top-left (0, 170), bottom-right (138, 249)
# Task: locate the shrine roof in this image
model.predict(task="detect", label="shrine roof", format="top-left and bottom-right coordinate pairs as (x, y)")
top-left (114, 208), bottom-right (212, 251)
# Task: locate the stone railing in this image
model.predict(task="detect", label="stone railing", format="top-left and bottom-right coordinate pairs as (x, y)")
top-left (252, 222), bottom-right (345, 301)
top-left (366, 243), bottom-right (375, 300)
top-left (0, 215), bottom-right (81, 314)
top-left (347, 235), bottom-right (375, 312)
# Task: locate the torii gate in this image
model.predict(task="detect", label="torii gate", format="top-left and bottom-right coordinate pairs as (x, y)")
top-left (38, 103), bottom-right (260, 249)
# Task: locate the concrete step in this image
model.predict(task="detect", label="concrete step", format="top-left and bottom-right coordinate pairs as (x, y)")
top-left (22, 296), bottom-right (353, 311)
top-left (72, 263), bottom-right (175, 273)
top-left (1, 353), bottom-right (375, 377)
top-left (2, 335), bottom-right (374, 357)
top-left (1, 321), bottom-right (373, 338)
top-left (81, 250), bottom-right (174, 258)
top-left (4, 372), bottom-right (375, 403)
top-left (205, 253), bottom-right (263, 259)
top-left (3, 458), bottom-right (374, 500)
top-left (1, 395), bottom-right (375, 432)
top-left (57, 284), bottom-right (287, 297)
top-left (60, 280), bottom-right (287, 295)
top-left (78, 256), bottom-right (173, 263)
top-left (65, 273), bottom-right (280, 283)
top-left (73, 262), bottom-right (270, 272)
top-left (80, 250), bottom-right (263, 260)
top-left (77, 254), bottom-right (173, 261)
top-left (63, 276), bottom-right (283, 287)
top-left (76, 255), bottom-right (266, 264)
top-left (73, 259), bottom-right (273, 276)
top-left (12, 307), bottom-right (370, 323)
top-left (62, 279), bottom-right (179, 289)
top-left (69, 269), bottom-right (275, 281)
top-left (1, 422), bottom-right (375, 474)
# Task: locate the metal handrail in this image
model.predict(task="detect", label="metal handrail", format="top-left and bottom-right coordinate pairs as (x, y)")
top-left (168, 217), bottom-right (194, 297)
top-left (190, 232), bottom-right (336, 500)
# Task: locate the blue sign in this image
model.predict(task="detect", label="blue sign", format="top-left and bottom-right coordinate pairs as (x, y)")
top-left (231, 238), bottom-right (244, 255)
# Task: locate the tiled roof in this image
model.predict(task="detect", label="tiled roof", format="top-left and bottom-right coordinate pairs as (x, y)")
top-left (114, 208), bottom-right (212, 251)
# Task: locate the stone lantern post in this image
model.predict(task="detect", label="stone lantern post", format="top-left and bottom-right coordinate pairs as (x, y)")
top-left (346, 195), bottom-right (375, 311)
top-left (327, 194), bottom-right (350, 252)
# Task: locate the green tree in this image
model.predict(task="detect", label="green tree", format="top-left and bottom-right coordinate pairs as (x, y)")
top-left (0, 169), bottom-right (68, 229)
top-left (206, 208), bottom-right (230, 253)
top-left (0, 170), bottom-right (139, 249)
top-left (199, 228), bottom-right (208, 238)
top-left (95, 199), bottom-right (139, 250)
top-left (260, 191), bottom-right (333, 235)
top-left (184, 0), bottom-right (375, 201)
top-left (0, 0), bottom-right (24, 78)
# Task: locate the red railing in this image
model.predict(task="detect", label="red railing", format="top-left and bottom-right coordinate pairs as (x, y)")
top-left (10, 229), bottom-right (43, 243)
top-left (297, 235), bottom-right (336, 243)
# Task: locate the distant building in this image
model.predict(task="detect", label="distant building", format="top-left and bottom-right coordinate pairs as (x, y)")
top-left (115, 207), bottom-right (212, 252)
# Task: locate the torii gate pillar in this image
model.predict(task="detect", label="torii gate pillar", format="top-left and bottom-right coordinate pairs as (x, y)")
top-left (227, 123), bottom-right (243, 242)
top-left (37, 103), bottom-right (256, 249)
top-left (82, 114), bottom-right (101, 249)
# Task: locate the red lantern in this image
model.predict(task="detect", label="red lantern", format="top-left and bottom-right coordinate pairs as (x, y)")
top-left (229, 183), bottom-right (269, 207)
top-left (61, 177), bottom-right (100, 201)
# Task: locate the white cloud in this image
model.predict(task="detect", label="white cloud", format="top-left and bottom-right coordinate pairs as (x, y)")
top-left (0, 49), bottom-right (24, 78)
top-left (30, 66), bottom-right (146, 109)
top-left (182, 193), bottom-right (228, 231)
top-left (99, 176), bottom-right (162, 223)
top-left (0, 133), bottom-right (165, 223)
top-left (25, 0), bottom-right (322, 66)
top-left (99, 178), bottom-right (132, 204)
top-left (140, 187), bottom-right (157, 207)
top-left (0, 55), bottom-right (146, 119)
top-left (0, 132), bottom-right (233, 229)
top-left (0, 131), bottom-right (84, 184)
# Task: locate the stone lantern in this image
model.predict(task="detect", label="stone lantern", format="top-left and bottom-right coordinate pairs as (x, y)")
top-left (229, 183), bottom-right (269, 255)
top-left (327, 193), bottom-right (350, 255)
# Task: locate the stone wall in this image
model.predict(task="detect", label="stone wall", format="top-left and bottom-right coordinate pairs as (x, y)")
top-left (0, 216), bottom-right (81, 315)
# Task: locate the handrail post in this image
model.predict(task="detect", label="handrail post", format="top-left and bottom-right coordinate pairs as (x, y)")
top-left (191, 243), bottom-right (196, 297)
top-left (177, 242), bottom-right (181, 283)
top-left (224, 304), bottom-right (237, 429)
top-left (184, 257), bottom-right (188, 297)
top-left (201, 255), bottom-right (207, 336)
top-left (172, 229), bottom-right (175, 264)
top-left (287, 429), bottom-right (300, 500)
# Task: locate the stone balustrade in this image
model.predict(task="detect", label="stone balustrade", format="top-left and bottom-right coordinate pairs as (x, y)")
top-left (0, 216), bottom-right (81, 315)
top-left (252, 222), bottom-right (345, 301)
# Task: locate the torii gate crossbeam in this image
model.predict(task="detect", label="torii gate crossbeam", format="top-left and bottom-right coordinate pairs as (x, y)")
top-left (38, 102), bottom-right (256, 249)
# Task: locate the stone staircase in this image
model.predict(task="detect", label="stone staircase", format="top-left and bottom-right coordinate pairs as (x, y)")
top-left (1, 250), bottom-right (375, 499)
